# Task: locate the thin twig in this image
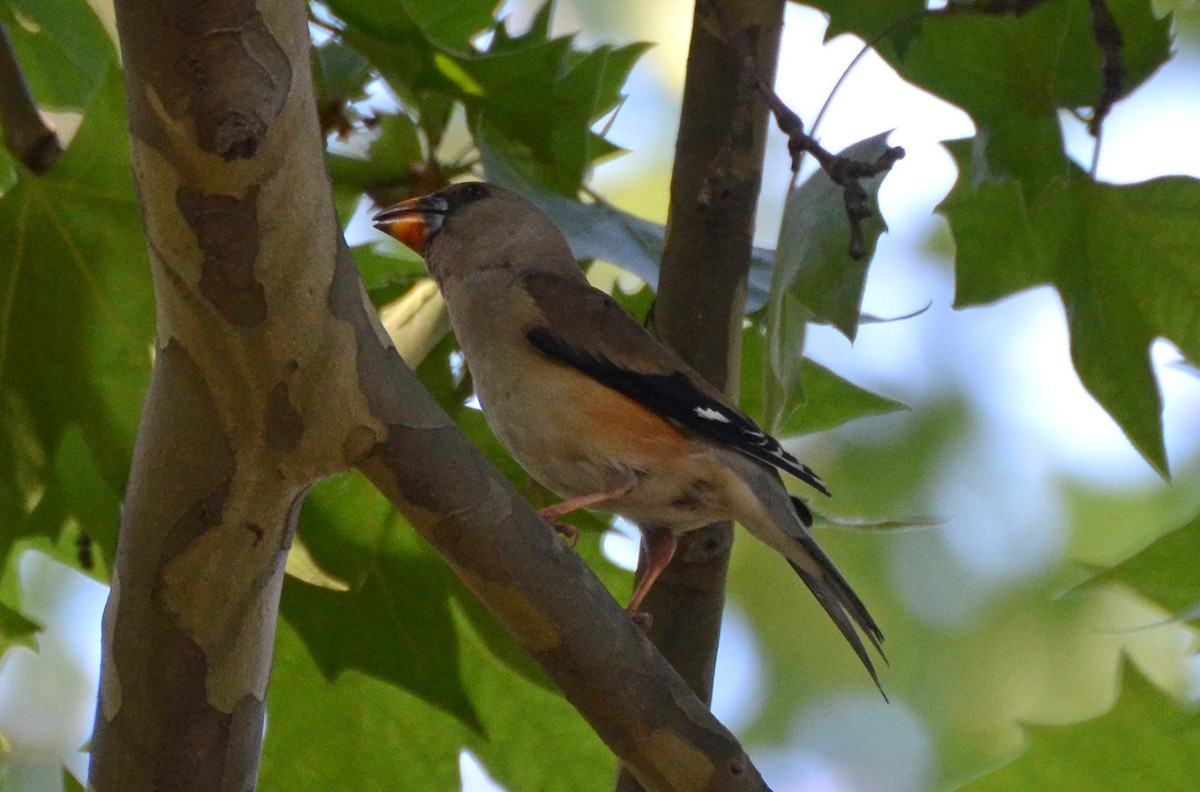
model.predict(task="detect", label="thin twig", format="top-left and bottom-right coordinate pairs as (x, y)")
top-left (1086, 0), bottom-right (1124, 137)
top-left (701, 0), bottom-right (905, 260)
top-left (0, 23), bottom-right (62, 173)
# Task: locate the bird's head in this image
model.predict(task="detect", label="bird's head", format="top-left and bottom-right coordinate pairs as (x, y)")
top-left (372, 182), bottom-right (572, 284)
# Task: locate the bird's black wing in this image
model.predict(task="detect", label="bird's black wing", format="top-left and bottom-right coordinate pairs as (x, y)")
top-left (523, 272), bottom-right (829, 496)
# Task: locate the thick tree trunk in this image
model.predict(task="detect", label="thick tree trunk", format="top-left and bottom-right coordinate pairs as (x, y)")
top-left (620, 0), bottom-right (783, 788)
top-left (90, 1), bottom-right (777, 789)
top-left (89, 0), bottom-right (355, 786)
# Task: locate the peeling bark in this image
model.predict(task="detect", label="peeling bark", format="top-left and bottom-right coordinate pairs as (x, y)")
top-left (91, 0), bottom-right (777, 789)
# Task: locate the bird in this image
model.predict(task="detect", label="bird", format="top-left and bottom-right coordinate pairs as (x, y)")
top-left (373, 181), bottom-right (884, 688)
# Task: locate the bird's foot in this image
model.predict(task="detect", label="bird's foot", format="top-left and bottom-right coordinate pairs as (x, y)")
top-left (550, 521), bottom-right (579, 547)
top-left (627, 608), bottom-right (653, 631)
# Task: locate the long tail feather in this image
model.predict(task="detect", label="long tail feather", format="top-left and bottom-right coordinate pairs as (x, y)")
top-left (787, 496), bottom-right (887, 698)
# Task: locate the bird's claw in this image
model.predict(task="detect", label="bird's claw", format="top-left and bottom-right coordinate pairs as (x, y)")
top-left (628, 609), bottom-right (653, 631)
top-left (551, 521), bottom-right (579, 547)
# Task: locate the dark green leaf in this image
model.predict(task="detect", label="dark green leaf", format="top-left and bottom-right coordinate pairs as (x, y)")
top-left (367, 113), bottom-right (425, 176)
top-left (0, 66), bottom-right (151, 504)
top-left (901, 0), bottom-right (1170, 192)
top-left (313, 38), bottom-right (372, 107)
top-left (29, 425), bottom-right (120, 576)
top-left (2, 0), bottom-right (115, 110)
top-left (0, 600), bottom-right (38, 653)
top-left (942, 143), bottom-right (1200, 475)
top-left (770, 132), bottom-right (894, 342)
top-left (740, 324), bottom-right (905, 437)
top-left (807, 0), bottom-right (926, 53)
top-left (282, 473), bottom-right (479, 727)
top-left (965, 667), bottom-right (1200, 791)
top-left (400, 0), bottom-right (497, 53)
top-left (1083, 510), bottom-right (1200, 620)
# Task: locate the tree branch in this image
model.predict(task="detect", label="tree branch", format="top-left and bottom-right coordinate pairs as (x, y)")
top-left (618, 1), bottom-right (784, 787)
top-left (0, 22), bottom-right (62, 173)
top-left (91, 1), bottom-right (779, 788)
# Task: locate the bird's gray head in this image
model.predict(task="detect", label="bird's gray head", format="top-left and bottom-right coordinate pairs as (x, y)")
top-left (372, 182), bottom-right (574, 284)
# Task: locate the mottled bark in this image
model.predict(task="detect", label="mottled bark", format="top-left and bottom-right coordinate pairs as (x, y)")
top-left (90, 1), bottom-right (775, 789)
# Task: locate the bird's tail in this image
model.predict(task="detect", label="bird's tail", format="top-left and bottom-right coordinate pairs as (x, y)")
top-left (719, 451), bottom-right (886, 694)
top-left (784, 496), bottom-right (887, 698)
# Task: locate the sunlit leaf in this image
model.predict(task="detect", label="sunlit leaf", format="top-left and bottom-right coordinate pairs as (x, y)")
top-left (1083, 510), bottom-right (1200, 620)
top-left (965, 666), bottom-right (1200, 791)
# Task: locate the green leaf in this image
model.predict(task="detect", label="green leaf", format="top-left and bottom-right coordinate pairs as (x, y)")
top-left (269, 467), bottom-right (626, 790)
top-left (964, 666), bottom-right (1200, 791)
top-left (1084, 510), bottom-right (1200, 619)
top-left (901, 0), bottom-right (1170, 192)
top-left (262, 619), bottom-right (467, 792)
top-left (62, 767), bottom-right (86, 792)
top-left (22, 425), bottom-right (121, 576)
top-left (809, 0), bottom-right (926, 55)
top-left (312, 38), bottom-right (372, 114)
top-left (366, 113), bottom-right (425, 176)
top-left (769, 132), bottom-right (894, 342)
top-left (400, 0), bottom-right (497, 53)
top-left (0, 67), bottom-right (151, 534)
top-left (941, 144), bottom-right (1200, 475)
top-left (454, 16), bottom-right (646, 192)
top-left (1, 0), bottom-right (116, 110)
top-left (740, 324), bottom-right (905, 438)
top-left (0, 600), bottom-right (38, 654)
top-left (352, 244), bottom-right (428, 304)
top-left (282, 473), bottom-right (480, 728)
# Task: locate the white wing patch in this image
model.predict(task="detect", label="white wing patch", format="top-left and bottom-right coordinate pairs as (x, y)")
top-left (694, 406), bottom-right (731, 423)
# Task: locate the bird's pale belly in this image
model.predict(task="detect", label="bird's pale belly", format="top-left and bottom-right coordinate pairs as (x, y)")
top-left (475, 360), bottom-right (731, 532)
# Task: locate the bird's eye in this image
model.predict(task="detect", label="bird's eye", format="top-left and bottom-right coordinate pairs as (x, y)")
top-left (461, 183), bottom-right (487, 201)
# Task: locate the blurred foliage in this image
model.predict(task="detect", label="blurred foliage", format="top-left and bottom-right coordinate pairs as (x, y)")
top-left (1085, 510), bottom-right (1200, 619)
top-left (964, 666), bottom-right (1200, 790)
top-left (0, 0), bottom-right (1198, 790)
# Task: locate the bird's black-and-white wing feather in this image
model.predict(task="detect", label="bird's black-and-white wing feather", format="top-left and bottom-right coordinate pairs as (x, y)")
top-left (522, 272), bottom-right (829, 496)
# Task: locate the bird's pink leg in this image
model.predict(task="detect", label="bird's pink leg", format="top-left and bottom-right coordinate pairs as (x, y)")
top-left (539, 478), bottom-right (636, 522)
top-left (626, 526), bottom-right (678, 627)
top-left (538, 477), bottom-right (637, 545)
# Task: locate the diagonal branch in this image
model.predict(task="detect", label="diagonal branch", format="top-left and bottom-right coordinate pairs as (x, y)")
top-left (0, 22), bottom-right (62, 173)
top-left (91, 0), bottom-right (778, 789)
